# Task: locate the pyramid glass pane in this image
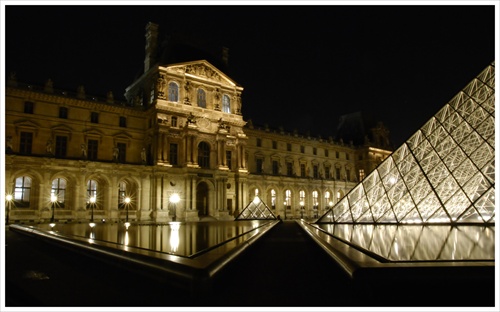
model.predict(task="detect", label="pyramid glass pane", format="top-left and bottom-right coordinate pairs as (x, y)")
top-left (235, 196), bottom-right (276, 220)
top-left (316, 62), bottom-right (495, 225)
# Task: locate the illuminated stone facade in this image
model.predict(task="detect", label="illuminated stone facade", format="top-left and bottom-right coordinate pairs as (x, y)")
top-left (3, 23), bottom-right (391, 223)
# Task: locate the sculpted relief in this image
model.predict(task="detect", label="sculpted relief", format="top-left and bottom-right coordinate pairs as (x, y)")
top-left (184, 64), bottom-right (222, 82)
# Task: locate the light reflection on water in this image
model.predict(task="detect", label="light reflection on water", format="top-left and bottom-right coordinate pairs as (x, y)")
top-left (38, 220), bottom-right (269, 258)
top-left (314, 223), bottom-right (495, 262)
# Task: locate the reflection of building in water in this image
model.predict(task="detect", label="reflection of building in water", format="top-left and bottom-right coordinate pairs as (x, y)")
top-left (318, 62), bottom-right (495, 225)
top-left (4, 22), bottom-right (392, 224)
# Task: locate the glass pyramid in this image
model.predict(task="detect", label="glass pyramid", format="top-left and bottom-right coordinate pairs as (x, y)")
top-left (318, 62), bottom-right (495, 225)
top-left (235, 195), bottom-right (277, 220)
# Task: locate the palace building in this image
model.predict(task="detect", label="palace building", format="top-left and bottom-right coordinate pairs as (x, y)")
top-left (4, 22), bottom-right (391, 224)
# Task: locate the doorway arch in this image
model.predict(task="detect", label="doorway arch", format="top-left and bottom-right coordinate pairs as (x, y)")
top-left (196, 181), bottom-right (209, 216)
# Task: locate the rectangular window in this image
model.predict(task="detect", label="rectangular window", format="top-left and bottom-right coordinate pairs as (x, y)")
top-left (171, 116), bottom-right (177, 127)
top-left (272, 141), bottom-right (277, 149)
top-left (336, 151), bottom-right (339, 158)
top-left (24, 101), bottom-right (34, 114)
top-left (313, 165), bottom-right (319, 179)
top-left (346, 153), bottom-right (350, 160)
top-left (59, 107), bottom-right (68, 119)
top-left (286, 162), bottom-right (293, 176)
top-left (119, 116), bottom-right (127, 127)
top-left (287, 143), bottom-right (292, 152)
top-left (325, 167), bottom-right (331, 179)
top-left (272, 160), bottom-right (279, 175)
top-left (88, 139), bottom-right (98, 160)
top-left (19, 132), bottom-right (33, 154)
top-left (117, 143), bottom-right (126, 163)
top-left (256, 158), bottom-right (263, 174)
top-left (359, 169), bottom-right (365, 181)
top-left (256, 138), bottom-right (262, 147)
top-left (346, 169), bottom-right (350, 181)
top-left (300, 145), bottom-right (305, 153)
top-left (336, 167), bottom-right (341, 180)
top-left (91, 112), bottom-right (99, 123)
top-left (325, 149), bottom-right (329, 157)
top-left (169, 143), bottom-right (178, 165)
top-left (55, 136), bottom-right (67, 158)
top-left (300, 164), bottom-right (306, 177)
top-left (313, 147), bottom-right (317, 155)
top-left (226, 150), bottom-right (232, 169)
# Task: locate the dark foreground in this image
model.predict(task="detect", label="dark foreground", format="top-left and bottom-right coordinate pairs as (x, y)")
top-left (4, 221), bottom-right (495, 308)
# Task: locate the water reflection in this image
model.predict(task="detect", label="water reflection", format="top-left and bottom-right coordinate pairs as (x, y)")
top-left (314, 223), bottom-right (495, 262)
top-left (35, 220), bottom-right (272, 258)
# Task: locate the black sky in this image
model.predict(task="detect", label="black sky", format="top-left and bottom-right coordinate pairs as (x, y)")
top-left (3, 4), bottom-right (496, 147)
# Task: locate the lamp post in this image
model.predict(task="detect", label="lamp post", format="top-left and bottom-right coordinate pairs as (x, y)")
top-left (283, 201), bottom-right (287, 220)
top-left (5, 194), bottom-right (13, 225)
top-left (300, 200), bottom-right (304, 219)
top-left (169, 193), bottom-right (180, 221)
top-left (124, 196), bottom-right (131, 229)
top-left (89, 195), bottom-right (96, 228)
top-left (50, 193), bottom-right (57, 226)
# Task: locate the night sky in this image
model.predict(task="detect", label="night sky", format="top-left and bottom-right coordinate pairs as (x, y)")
top-left (3, 4), bottom-right (496, 147)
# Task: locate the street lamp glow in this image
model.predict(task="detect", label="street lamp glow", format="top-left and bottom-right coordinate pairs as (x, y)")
top-left (89, 195), bottom-right (96, 226)
top-left (50, 193), bottom-right (57, 224)
top-left (124, 196), bottom-right (131, 225)
top-left (169, 193), bottom-right (180, 204)
top-left (5, 194), bottom-right (13, 225)
top-left (253, 196), bottom-right (260, 205)
top-left (169, 193), bottom-right (180, 221)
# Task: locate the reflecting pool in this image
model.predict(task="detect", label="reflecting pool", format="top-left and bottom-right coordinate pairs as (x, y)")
top-left (32, 220), bottom-right (274, 258)
top-left (312, 223), bottom-right (495, 262)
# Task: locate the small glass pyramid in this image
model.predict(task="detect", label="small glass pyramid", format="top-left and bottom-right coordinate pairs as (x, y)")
top-left (235, 195), bottom-right (277, 220)
top-left (317, 62), bottom-right (495, 224)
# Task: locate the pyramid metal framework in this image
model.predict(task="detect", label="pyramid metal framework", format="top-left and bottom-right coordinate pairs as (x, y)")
top-left (318, 62), bottom-right (495, 224)
top-left (235, 195), bottom-right (277, 220)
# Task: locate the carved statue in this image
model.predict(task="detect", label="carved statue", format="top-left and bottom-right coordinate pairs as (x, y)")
top-left (187, 113), bottom-right (196, 124)
top-left (113, 146), bottom-right (119, 161)
top-left (46, 140), bottom-right (53, 154)
top-left (81, 144), bottom-right (87, 159)
top-left (6, 136), bottom-right (13, 153)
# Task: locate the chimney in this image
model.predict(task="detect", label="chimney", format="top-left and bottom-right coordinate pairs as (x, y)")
top-left (222, 47), bottom-right (229, 67)
top-left (144, 22), bottom-right (159, 72)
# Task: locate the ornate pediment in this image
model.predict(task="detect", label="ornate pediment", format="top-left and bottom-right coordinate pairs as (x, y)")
top-left (163, 60), bottom-right (240, 87)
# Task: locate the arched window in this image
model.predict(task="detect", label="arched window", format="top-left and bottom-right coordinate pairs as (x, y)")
top-left (325, 191), bottom-right (333, 208)
top-left (168, 82), bottom-right (179, 102)
top-left (87, 179), bottom-right (98, 208)
top-left (51, 178), bottom-right (66, 208)
top-left (197, 89), bottom-right (206, 108)
top-left (14, 176), bottom-right (31, 207)
top-left (299, 190), bottom-right (305, 207)
top-left (198, 142), bottom-right (210, 168)
top-left (222, 94), bottom-right (231, 113)
top-left (312, 191), bottom-right (319, 208)
top-left (285, 190), bottom-right (291, 208)
top-left (118, 181), bottom-right (127, 209)
top-left (312, 191), bottom-right (319, 217)
top-left (270, 189), bottom-right (276, 210)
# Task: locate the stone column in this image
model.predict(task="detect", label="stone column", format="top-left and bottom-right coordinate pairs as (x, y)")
top-left (139, 174), bottom-right (151, 221)
top-left (156, 134), bottom-right (162, 162)
top-left (109, 176), bottom-right (119, 221)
